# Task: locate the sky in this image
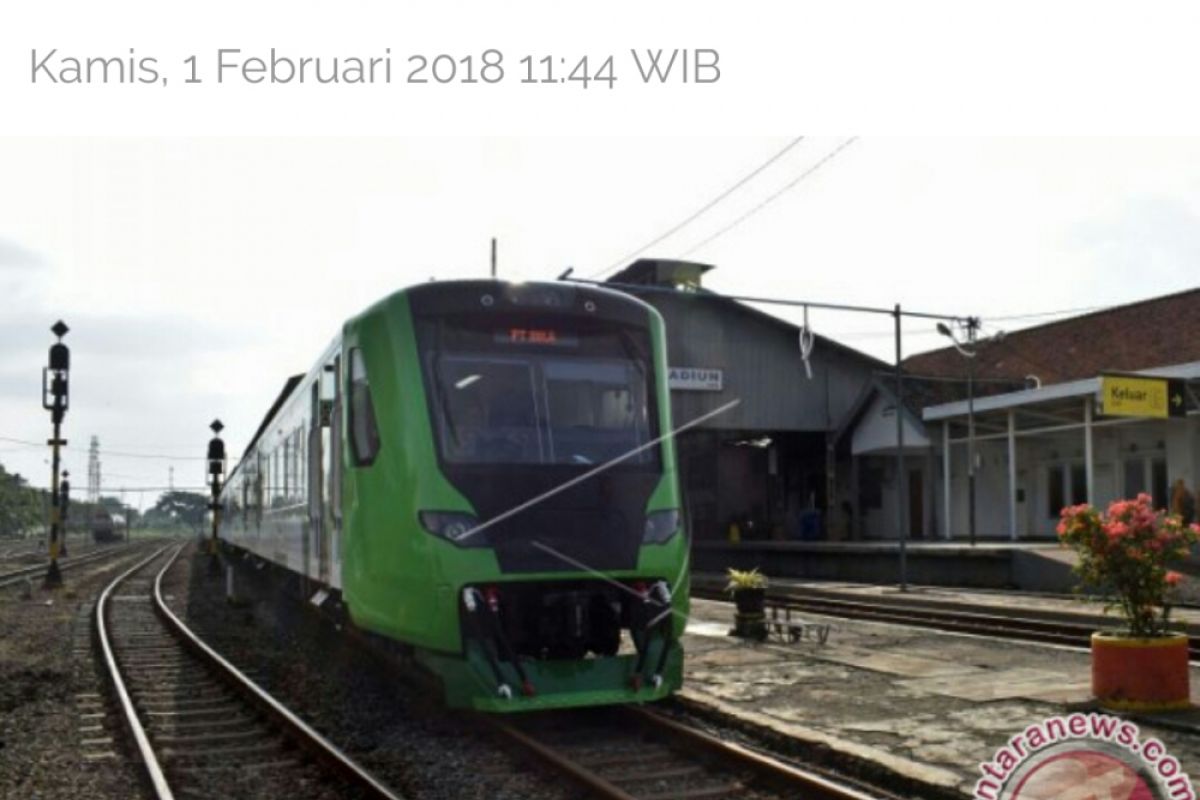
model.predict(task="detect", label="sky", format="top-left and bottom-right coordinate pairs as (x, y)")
top-left (1, 136), bottom-right (1198, 504)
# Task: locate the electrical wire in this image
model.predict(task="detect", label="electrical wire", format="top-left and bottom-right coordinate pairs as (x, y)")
top-left (681, 137), bottom-right (860, 257)
top-left (982, 304), bottom-right (1110, 323)
top-left (0, 436), bottom-right (206, 461)
top-left (586, 136), bottom-right (806, 280)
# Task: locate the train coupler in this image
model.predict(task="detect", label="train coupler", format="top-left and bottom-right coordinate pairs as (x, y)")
top-left (463, 587), bottom-right (534, 701)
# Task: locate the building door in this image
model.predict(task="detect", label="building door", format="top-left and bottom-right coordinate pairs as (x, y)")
top-left (908, 468), bottom-right (924, 539)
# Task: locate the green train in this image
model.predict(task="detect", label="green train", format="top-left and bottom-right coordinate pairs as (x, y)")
top-left (219, 280), bottom-right (689, 711)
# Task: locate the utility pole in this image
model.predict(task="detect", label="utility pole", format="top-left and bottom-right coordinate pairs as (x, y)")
top-left (936, 316), bottom-right (1002, 547)
top-left (42, 320), bottom-right (70, 588)
top-left (169, 466), bottom-right (174, 492)
top-left (966, 318), bottom-right (978, 547)
top-left (893, 305), bottom-right (908, 591)
top-left (490, 237), bottom-right (498, 278)
top-left (87, 436), bottom-right (100, 503)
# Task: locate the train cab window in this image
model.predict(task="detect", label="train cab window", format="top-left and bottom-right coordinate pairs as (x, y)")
top-left (348, 348), bottom-right (381, 466)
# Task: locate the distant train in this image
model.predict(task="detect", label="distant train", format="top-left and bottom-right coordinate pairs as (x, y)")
top-left (220, 280), bottom-right (689, 711)
top-left (91, 509), bottom-right (125, 543)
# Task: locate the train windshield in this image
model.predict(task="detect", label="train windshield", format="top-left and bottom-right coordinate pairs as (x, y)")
top-left (423, 321), bottom-right (658, 467)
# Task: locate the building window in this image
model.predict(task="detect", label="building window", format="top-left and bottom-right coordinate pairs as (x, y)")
top-left (1047, 464), bottom-right (1065, 517)
top-left (348, 348), bottom-right (381, 466)
top-left (1069, 463), bottom-right (1087, 506)
top-left (1151, 457), bottom-right (1168, 509)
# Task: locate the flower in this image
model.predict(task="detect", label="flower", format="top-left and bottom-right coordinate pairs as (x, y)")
top-left (1058, 496), bottom-right (1198, 638)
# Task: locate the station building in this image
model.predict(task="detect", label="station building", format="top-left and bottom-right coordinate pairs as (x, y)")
top-left (845, 288), bottom-right (1200, 540)
top-left (606, 264), bottom-right (1198, 547)
top-left (603, 260), bottom-right (886, 542)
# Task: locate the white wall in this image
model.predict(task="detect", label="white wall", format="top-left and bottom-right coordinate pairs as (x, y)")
top-left (856, 453), bottom-right (934, 539)
top-left (929, 416), bottom-right (1195, 539)
top-left (852, 393), bottom-right (930, 456)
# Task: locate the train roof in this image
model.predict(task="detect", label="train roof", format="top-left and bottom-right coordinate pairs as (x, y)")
top-left (389, 279), bottom-right (660, 328)
top-left (241, 373), bottom-right (304, 461)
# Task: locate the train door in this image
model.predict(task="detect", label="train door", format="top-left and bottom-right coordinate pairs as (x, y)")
top-left (324, 357), bottom-right (343, 586)
top-left (307, 382), bottom-right (324, 585)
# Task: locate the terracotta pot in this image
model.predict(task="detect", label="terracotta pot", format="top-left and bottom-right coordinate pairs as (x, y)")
top-left (1091, 632), bottom-right (1191, 711)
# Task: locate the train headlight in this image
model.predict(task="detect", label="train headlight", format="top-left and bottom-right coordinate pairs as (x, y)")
top-left (643, 510), bottom-right (681, 544)
top-left (419, 511), bottom-right (484, 546)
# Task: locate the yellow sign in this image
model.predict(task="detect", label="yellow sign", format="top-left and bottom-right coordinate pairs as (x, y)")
top-left (1100, 374), bottom-right (1183, 419)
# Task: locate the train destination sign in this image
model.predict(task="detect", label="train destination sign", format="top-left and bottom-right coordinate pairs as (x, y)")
top-left (495, 328), bottom-right (578, 346)
top-left (669, 367), bottom-right (723, 392)
top-left (1099, 373), bottom-right (1187, 419)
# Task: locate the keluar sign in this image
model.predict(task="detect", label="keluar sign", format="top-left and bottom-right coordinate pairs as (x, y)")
top-left (1099, 374), bottom-right (1186, 419)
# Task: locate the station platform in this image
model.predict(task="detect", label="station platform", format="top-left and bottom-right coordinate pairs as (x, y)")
top-left (692, 539), bottom-right (1079, 592)
top-left (690, 572), bottom-right (1200, 630)
top-left (679, 596), bottom-right (1200, 798)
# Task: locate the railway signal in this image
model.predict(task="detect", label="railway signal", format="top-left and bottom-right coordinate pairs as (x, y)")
top-left (42, 320), bottom-right (70, 588)
top-left (206, 419), bottom-right (226, 569)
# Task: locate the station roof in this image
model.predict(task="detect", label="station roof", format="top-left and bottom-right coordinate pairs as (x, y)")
top-left (903, 286), bottom-right (1200, 387)
top-left (923, 360), bottom-right (1200, 422)
top-left (604, 259), bottom-right (890, 371)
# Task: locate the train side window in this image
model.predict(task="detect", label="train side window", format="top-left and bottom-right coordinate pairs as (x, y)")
top-left (348, 348), bottom-right (381, 466)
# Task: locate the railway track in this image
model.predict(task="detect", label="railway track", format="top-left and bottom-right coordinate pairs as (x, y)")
top-left (96, 544), bottom-right (404, 800)
top-left (0, 542), bottom-right (43, 561)
top-left (0, 541), bottom-right (145, 589)
top-left (485, 705), bottom-right (882, 800)
top-left (1, 538), bottom-right (118, 562)
top-left (693, 585), bottom-right (1200, 661)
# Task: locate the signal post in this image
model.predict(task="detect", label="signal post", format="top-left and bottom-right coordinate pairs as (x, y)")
top-left (59, 471), bottom-right (70, 556)
top-left (206, 420), bottom-right (226, 571)
top-left (42, 321), bottom-right (70, 588)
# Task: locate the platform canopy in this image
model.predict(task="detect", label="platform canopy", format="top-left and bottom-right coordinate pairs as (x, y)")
top-left (921, 361), bottom-right (1200, 540)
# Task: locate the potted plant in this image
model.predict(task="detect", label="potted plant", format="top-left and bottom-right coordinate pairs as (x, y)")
top-left (725, 567), bottom-right (769, 640)
top-left (1058, 493), bottom-right (1200, 711)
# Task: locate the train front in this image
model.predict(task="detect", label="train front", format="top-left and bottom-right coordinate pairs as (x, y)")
top-left (374, 280), bottom-right (687, 711)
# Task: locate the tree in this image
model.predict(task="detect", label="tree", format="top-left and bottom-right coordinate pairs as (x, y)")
top-left (148, 491), bottom-right (209, 532)
top-left (0, 463), bottom-right (50, 538)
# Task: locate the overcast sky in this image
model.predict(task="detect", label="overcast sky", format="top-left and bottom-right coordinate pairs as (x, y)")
top-left (1, 137), bottom-right (1198, 503)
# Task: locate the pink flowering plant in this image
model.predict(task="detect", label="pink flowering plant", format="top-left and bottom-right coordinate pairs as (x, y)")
top-left (1057, 493), bottom-right (1200, 637)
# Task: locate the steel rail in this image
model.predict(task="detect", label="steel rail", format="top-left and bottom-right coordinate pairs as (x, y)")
top-left (482, 716), bottom-right (639, 800)
top-left (0, 542), bottom-right (145, 588)
top-left (694, 586), bottom-right (1200, 662)
top-left (96, 544), bottom-right (178, 800)
top-left (485, 706), bottom-right (884, 800)
top-left (626, 706), bottom-right (883, 800)
top-left (151, 547), bottom-right (405, 800)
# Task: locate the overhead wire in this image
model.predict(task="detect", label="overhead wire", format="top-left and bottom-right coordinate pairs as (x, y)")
top-left (680, 136), bottom-right (860, 257)
top-left (586, 136), bottom-right (807, 280)
top-left (981, 304), bottom-right (1110, 323)
top-left (0, 435), bottom-right (206, 461)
